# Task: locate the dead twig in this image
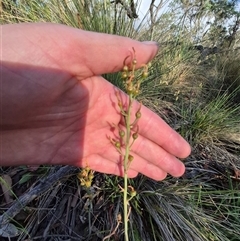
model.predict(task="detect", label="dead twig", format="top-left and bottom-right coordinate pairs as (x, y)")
top-left (0, 166), bottom-right (78, 226)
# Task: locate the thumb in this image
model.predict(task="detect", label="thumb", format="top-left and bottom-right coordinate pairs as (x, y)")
top-left (55, 25), bottom-right (159, 77)
top-left (3, 23), bottom-right (158, 77)
top-left (72, 31), bottom-right (159, 76)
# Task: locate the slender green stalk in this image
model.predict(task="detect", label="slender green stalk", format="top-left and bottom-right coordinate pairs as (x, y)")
top-left (108, 48), bottom-right (147, 240)
top-left (123, 94), bottom-right (133, 241)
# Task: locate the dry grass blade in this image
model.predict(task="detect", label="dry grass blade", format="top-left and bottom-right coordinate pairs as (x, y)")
top-left (0, 166), bottom-right (78, 226)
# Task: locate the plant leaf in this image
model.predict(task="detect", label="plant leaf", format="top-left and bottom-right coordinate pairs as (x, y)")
top-left (19, 173), bottom-right (34, 185)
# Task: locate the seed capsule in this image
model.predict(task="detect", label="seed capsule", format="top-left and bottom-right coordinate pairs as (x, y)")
top-left (128, 155), bottom-right (134, 162)
top-left (85, 180), bottom-right (92, 188)
top-left (133, 89), bottom-right (139, 96)
top-left (132, 133), bottom-right (138, 139)
top-left (118, 101), bottom-right (122, 108)
top-left (115, 142), bottom-right (121, 148)
top-left (89, 173), bottom-right (94, 180)
top-left (119, 130), bottom-right (125, 137)
top-left (123, 65), bottom-right (128, 72)
top-left (122, 72), bottom-right (128, 79)
top-left (130, 190), bottom-right (137, 197)
top-left (142, 71), bottom-right (149, 78)
top-left (135, 111), bottom-right (141, 119)
top-left (127, 86), bottom-right (133, 94)
top-left (132, 59), bottom-right (137, 65)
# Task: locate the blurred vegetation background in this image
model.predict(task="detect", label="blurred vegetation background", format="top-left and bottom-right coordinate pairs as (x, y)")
top-left (0, 0), bottom-right (240, 240)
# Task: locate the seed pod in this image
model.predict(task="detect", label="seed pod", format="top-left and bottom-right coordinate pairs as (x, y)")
top-left (128, 185), bottom-right (136, 197)
top-left (85, 180), bottom-right (92, 188)
top-left (89, 172), bottom-right (94, 180)
top-left (132, 133), bottom-right (138, 140)
top-left (128, 155), bottom-right (134, 162)
top-left (130, 190), bottom-right (137, 197)
top-left (132, 59), bottom-right (137, 65)
top-left (127, 89), bottom-right (133, 95)
top-left (118, 101), bottom-right (122, 108)
top-left (115, 141), bottom-right (121, 148)
top-left (119, 130), bottom-right (125, 137)
top-left (127, 86), bottom-right (133, 95)
top-left (128, 85), bottom-right (133, 91)
top-left (142, 71), bottom-right (149, 78)
top-left (133, 89), bottom-right (139, 96)
top-left (135, 111), bottom-right (141, 119)
top-left (122, 72), bottom-right (128, 79)
top-left (123, 65), bottom-right (128, 72)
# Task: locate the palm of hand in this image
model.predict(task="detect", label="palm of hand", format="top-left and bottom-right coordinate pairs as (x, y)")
top-left (3, 56), bottom-right (127, 177)
top-left (2, 23), bottom-right (190, 180)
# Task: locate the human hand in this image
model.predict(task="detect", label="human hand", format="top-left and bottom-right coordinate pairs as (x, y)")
top-left (1, 23), bottom-right (191, 180)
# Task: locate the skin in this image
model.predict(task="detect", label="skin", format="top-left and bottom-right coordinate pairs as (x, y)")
top-left (1, 23), bottom-right (191, 180)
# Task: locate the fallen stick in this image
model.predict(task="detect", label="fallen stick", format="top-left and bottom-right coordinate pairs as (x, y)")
top-left (0, 165), bottom-right (78, 226)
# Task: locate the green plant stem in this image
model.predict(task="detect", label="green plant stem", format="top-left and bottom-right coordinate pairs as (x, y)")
top-left (123, 93), bottom-right (133, 241)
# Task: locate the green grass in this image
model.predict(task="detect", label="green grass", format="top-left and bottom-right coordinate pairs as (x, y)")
top-left (1, 0), bottom-right (240, 240)
top-left (178, 86), bottom-right (240, 146)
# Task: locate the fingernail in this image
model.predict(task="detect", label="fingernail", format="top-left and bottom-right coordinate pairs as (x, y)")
top-left (142, 41), bottom-right (159, 48)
